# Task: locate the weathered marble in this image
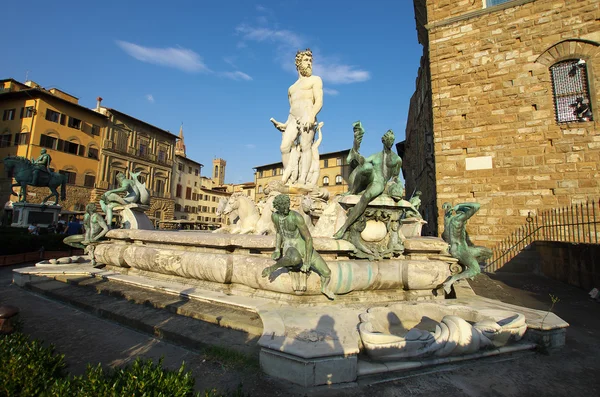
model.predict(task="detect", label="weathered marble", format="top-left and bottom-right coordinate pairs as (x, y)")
top-left (359, 302), bottom-right (527, 361)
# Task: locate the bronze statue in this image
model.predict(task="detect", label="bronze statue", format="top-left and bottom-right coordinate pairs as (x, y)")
top-left (2, 155), bottom-right (67, 204)
top-left (440, 202), bottom-right (492, 294)
top-left (63, 203), bottom-right (109, 249)
top-left (100, 171), bottom-right (150, 226)
top-left (31, 149), bottom-right (52, 185)
top-left (333, 122), bottom-right (403, 239)
top-left (261, 194), bottom-right (335, 300)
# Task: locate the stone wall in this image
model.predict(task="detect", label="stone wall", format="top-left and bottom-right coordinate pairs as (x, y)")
top-left (419, 0), bottom-right (600, 247)
top-left (534, 241), bottom-right (600, 291)
top-left (403, 53), bottom-right (438, 236)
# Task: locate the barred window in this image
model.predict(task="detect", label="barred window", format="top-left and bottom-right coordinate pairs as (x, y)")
top-left (550, 59), bottom-right (593, 123)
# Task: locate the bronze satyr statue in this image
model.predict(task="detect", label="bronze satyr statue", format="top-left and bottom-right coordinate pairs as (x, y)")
top-left (333, 121), bottom-right (402, 239)
top-left (63, 203), bottom-right (109, 249)
top-left (261, 194), bottom-right (335, 300)
top-left (440, 202), bottom-right (492, 294)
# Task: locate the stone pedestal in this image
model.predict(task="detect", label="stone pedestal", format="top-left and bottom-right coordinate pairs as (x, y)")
top-left (115, 204), bottom-right (153, 230)
top-left (11, 202), bottom-right (61, 228)
top-left (337, 195), bottom-right (415, 260)
top-left (401, 217), bottom-right (427, 238)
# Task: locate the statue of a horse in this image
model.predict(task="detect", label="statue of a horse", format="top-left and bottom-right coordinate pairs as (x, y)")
top-left (2, 156), bottom-right (67, 205)
top-left (221, 193), bottom-right (261, 234)
top-left (213, 193), bottom-right (278, 235)
top-left (213, 197), bottom-right (239, 233)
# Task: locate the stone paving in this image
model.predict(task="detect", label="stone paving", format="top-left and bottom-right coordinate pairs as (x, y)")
top-left (1, 263), bottom-right (599, 396)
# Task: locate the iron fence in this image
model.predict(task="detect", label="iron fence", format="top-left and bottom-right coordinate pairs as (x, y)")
top-left (484, 198), bottom-right (600, 272)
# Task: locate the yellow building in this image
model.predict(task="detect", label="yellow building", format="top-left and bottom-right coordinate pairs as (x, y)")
top-left (199, 176), bottom-right (231, 227)
top-left (172, 124), bottom-right (204, 221)
top-left (93, 99), bottom-right (177, 222)
top-left (0, 78), bottom-right (107, 212)
top-left (253, 149), bottom-right (350, 200)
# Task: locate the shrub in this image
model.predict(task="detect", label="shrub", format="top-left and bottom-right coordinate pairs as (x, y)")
top-left (46, 358), bottom-right (196, 397)
top-left (0, 332), bottom-right (249, 397)
top-left (0, 332), bottom-right (67, 396)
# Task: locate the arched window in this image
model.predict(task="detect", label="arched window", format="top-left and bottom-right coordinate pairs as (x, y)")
top-left (258, 185), bottom-right (263, 194)
top-left (550, 59), bottom-right (593, 123)
top-left (87, 144), bottom-right (99, 159)
top-left (322, 176), bottom-right (329, 186)
top-left (335, 175), bottom-right (343, 185)
top-left (214, 165), bottom-right (219, 178)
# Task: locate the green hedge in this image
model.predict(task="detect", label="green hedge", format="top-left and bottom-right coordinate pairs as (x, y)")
top-left (0, 227), bottom-right (70, 255)
top-left (0, 332), bottom-right (248, 397)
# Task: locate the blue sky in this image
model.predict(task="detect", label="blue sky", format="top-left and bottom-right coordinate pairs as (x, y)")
top-left (1, 0), bottom-right (423, 184)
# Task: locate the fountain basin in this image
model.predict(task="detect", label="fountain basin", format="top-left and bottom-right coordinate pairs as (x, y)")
top-left (359, 302), bottom-right (527, 361)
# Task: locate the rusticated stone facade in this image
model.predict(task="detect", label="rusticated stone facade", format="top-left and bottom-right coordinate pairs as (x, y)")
top-left (405, 0), bottom-right (600, 247)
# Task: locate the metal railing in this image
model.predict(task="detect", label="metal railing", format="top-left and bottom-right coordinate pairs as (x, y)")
top-left (485, 198), bottom-right (600, 272)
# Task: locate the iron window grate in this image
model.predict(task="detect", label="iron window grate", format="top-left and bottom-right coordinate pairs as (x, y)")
top-left (550, 59), bottom-right (593, 123)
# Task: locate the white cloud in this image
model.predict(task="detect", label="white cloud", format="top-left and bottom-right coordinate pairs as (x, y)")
top-left (223, 56), bottom-right (237, 68)
top-left (323, 88), bottom-right (339, 96)
top-left (245, 143), bottom-right (256, 149)
top-left (235, 25), bottom-right (370, 85)
top-left (116, 40), bottom-right (210, 73)
top-left (221, 71), bottom-right (253, 81)
top-left (314, 62), bottom-right (370, 84)
top-left (235, 25), bottom-right (303, 49)
top-left (145, 94), bottom-right (155, 103)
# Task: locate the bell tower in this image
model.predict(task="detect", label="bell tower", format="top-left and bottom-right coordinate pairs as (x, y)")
top-left (212, 158), bottom-right (226, 186)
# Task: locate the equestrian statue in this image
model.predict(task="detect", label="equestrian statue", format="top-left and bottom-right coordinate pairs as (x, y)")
top-left (3, 150), bottom-right (67, 205)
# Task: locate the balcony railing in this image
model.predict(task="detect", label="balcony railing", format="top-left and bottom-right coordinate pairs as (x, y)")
top-left (102, 139), bottom-right (173, 166)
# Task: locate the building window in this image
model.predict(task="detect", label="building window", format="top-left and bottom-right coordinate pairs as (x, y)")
top-left (155, 179), bottom-right (164, 194)
top-left (259, 170), bottom-right (263, 178)
top-left (14, 133), bottom-right (29, 145)
top-left (212, 207), bottom-right (216, 213)
top-left (139, 142), bottom-right (148, 157)
top-left (187, 166), bottom-right (191, 174)
top-left (59, 170), bottom-right (77, 185)
top-left (0, 134), bottom-right (11, 148)
top-left (195, 168), bottom-right (199, 176)
top-left (20, 106), bottom-right (34, 118)
top-left (45, 109), bottom-right (60, 123)
top-left (178, 163), bottom-right (183, 171)
top-left (272, 169), bottom-right (277, 176)
top-left (324, 159), bottom-right (328, 168)
top-left (158, 149), bottom-right (166, 163)
top-left (186, 187), bottom-right (192, 200)
top-left (551, 59), bottom-right (593, 123)
top-left (2, 109), bottom-right (15, 121)
top-left (88, 147), bottom-right (99, 159)
top-left (336, 158), bottom-right (342, 166)
top-left (485, 0), bottom-right (514, 6)
top-left (174, 204), bottom-right (182, 212)
top-left (67, 117), bottom-right (82, 129)
top-left (64, 140), bottom-right (79, 155)
top-left (154, 211), bottom-right (162, 221)
top-left (40, 134), bottom-right (58, 150)
top-left (335, 175), bottom-right (343, 185)
top-left (258, 185), bottom-right (263, 194)
top-left (91, 124), bottom-right (100, 136)
top-left (176, 184), bottom-right (182, 198)
top-left (323, 176), bottom-right (329, 186)
top-left (84, 174), bottom-right (96, 188)
top-left (214, 165), bottom-right (219, 177)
